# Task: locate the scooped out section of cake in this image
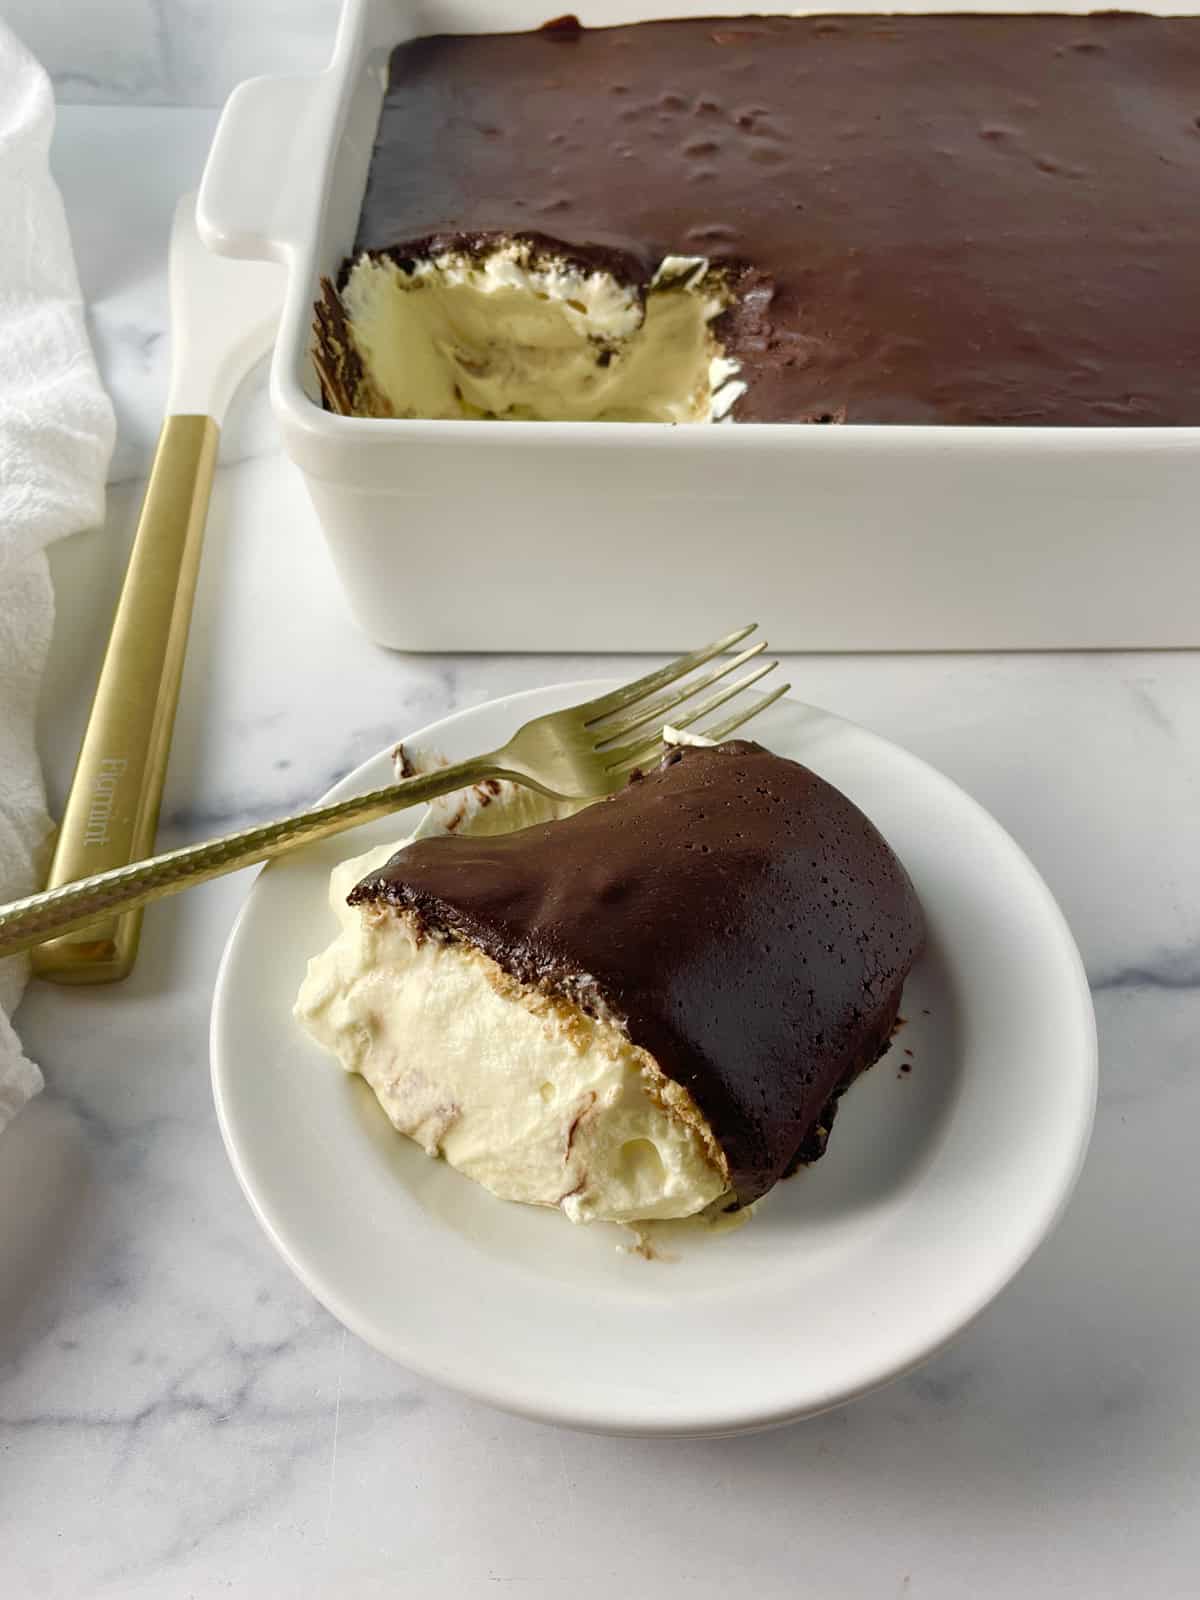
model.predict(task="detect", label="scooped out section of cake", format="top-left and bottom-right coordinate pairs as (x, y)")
top-left (314, 244), bottom-right (744, 422)
top-left (296, 839), bottom-right (730, 1224)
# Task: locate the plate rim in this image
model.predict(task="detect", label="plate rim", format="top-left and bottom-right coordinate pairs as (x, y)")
top-left (210, 681), bottom-right (1098, 1436)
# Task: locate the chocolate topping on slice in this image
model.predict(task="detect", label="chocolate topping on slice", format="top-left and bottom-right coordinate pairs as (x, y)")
top-left (349, 741), bottom-right (924, 1204)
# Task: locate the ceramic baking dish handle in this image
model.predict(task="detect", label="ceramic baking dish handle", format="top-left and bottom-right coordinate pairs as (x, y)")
top-left (197, 73), bottom-right (334, 263)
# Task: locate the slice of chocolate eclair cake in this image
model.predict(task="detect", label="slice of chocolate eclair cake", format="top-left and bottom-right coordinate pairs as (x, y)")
top-left (298, 740), bottom-right (923, 1222)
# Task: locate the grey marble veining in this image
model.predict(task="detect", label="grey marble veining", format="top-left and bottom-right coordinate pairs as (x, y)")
top-left (1, 102), bottom-right (1199, 1599)
top-left (6, 0), bottom-right (338, 108)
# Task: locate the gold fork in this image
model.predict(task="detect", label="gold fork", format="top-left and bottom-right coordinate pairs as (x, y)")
top-left (0, 626), bottom-right (788, 963)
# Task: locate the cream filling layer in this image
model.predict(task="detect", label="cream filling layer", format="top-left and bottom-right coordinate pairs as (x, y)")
top-left (339, 242), bottom-right (745, 423)
top-left (296, 840), bottom-right (730, 1224)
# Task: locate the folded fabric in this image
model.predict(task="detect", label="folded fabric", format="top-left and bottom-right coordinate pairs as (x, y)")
top-left (0, 22), bottom-right (116, 1133)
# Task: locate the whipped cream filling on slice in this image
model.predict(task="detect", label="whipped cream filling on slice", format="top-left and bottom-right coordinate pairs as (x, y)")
top-left (295, 739), bottom-right (731, 1225)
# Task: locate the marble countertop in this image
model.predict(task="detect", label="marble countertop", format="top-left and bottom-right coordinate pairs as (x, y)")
top-left (2, 102), bottom-right (1199, 1599)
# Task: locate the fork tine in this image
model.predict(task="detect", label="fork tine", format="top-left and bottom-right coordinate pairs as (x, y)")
top-left (578, 624), bottom-right (757, 725)
top-left (605, 680), bottom-right (791, 777)
top-left (591, 640), bottom-right (767, 746)
top-left (699, 680), bottom-right (791, 743)
top-left (602, 660), bottom-right (779, 771)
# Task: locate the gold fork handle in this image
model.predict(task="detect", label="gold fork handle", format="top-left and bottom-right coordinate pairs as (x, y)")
top-left (4, 754), bottom-right (519, 964)
top-left (32, 415), bottom-right (219, 986)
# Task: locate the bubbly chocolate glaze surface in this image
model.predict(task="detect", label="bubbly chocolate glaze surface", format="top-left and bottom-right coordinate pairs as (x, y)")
top-left (348, 11), bottom-right (1200, 424)
top-left (349, 742), bottom-right (925, 1204)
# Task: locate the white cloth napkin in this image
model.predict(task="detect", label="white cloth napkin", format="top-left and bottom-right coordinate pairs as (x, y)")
top-left (0, 25), bottom-right (115, 1132)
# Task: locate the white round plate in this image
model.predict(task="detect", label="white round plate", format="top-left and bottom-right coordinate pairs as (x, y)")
top-left (211, 684), bottom-right (1096, 1436)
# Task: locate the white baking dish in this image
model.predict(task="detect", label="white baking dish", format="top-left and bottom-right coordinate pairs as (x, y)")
top-left (198, 0), bottom-right (1200, 651)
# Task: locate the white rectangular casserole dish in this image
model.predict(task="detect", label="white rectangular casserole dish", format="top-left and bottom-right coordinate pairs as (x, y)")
top-left (197, 0), bottom-right (1200, 651)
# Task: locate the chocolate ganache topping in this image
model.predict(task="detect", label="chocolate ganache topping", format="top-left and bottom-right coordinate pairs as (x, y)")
top-left (349, 742), bottom-right (925, 1204)
top-left (347, 12), bottom-right (1200, 425)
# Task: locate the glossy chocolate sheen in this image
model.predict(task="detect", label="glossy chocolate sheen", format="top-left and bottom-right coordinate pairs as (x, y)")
top-left (349, 742), bottom-right (925, 1204)
top-left (351, 12), bottom-right (1200, 424)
